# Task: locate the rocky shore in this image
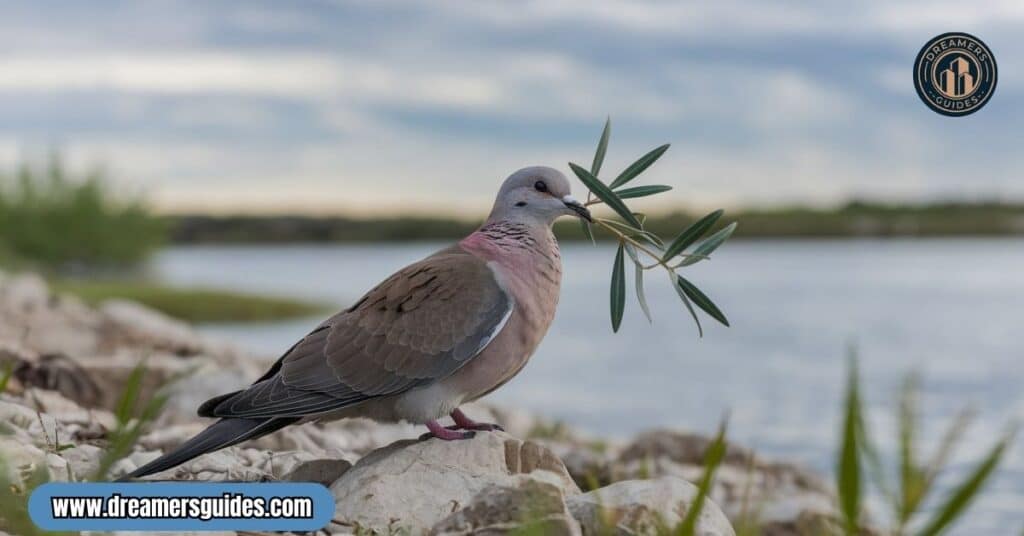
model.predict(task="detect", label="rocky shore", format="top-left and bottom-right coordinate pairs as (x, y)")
top-left (0, 272), bottom-right (843, 535)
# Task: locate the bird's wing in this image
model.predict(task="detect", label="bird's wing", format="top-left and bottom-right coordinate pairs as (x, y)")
top-left (205, 248), bottom-right (513, 418)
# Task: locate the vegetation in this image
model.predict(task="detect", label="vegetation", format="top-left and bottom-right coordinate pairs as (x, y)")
top-left (168, 200), bottom-right (1024, 244)
top-left (0, 363), bottom-right (168, 534)
top-left (571, 118), bottom-right (736, 334)
top-left (834, 354), bottom-right (1015, 536)
top-left (0, 156), bottom-right (165, 270)
top-left (53, 279), bottom-right (329, 323)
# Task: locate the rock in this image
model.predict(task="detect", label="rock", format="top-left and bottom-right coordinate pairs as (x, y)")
top-left (567, 477), bottom-right (735, 536)
top-left (331, 431), bottom-right (580, 532)
top-left (431, 479), bottom-right (581, 535)
top-left (0, 273), bottom-right (50, 313)
top-left (283, 458), bottom-right (352, 486)
top-left (14, 353), bottom-right (103, 408)
top-left (609, 429), bottom-right (835, 530)
top-left (99, 300), bottom-right (205, 357)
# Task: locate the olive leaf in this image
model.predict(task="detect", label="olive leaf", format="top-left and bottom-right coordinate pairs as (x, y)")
top-left (610, 242), bottom-right (626, 332)
top-left (591, 117), bottom-right (611, 177)
top-left (624, 243), bottom-right (652, 323)
top-left (679, 222), bottom-right (737, 267)
top-left (569, 163), bottom-right (642, 229)
top-left (675, 275), bottom-right (729, 327)
top-left (609, 144), bottom-right (670, 189)
top-left (662, 209), bottom-right (723, 262)
top-left (615, 184), bottom-right (673, 199)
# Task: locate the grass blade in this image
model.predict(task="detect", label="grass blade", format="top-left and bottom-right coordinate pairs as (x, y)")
top-left (680, 222), bottom-right (737, 266)
top-left (675, 276), bottom-right (729, 327)
top-left (670, 273), bottom-right (703, 337)
top-left (0, 361), bottom-right (13, 393)
top-left (609, 144), bottom-right (670, 189)
top-left (615, 184), bottom-right (673, 199)
top-left (837, 355), bottom-right (862, 535)
top-left (676, 418), bottom-right (728, 536)
top-left (610, 242), bottom-right (626, 332)
top-left (591, 117), bottom-right (611, 177)
top-left (662, 209), bottom-right (723, 262)
top-left (898, 374), bottom-right (924, 522)
top-left (115, 362), bottom-right (147, 425)
top-left (915, 429), bottom-right (1015, 536)
top-left (569, 163), bottom-right (642, 229)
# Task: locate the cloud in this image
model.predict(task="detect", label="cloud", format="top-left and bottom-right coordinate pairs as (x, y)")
top-left (0, 0), bottom-right (1021, 212)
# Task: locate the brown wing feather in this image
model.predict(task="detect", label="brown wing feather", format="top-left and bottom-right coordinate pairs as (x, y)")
top-left (206, 246), bottom-right (512, 418)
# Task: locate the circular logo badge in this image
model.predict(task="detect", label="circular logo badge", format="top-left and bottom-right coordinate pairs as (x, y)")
top-left (914, 32), bottom-right (997, 116)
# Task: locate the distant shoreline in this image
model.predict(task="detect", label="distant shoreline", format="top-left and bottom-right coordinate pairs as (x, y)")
top-left (167, 200), bottom-right (1024, 243)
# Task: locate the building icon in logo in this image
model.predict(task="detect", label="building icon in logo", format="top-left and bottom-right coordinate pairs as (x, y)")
top-left (939, 56), bottom-right (975, 98)
top-left (914, 32), bottom-right (997, 116)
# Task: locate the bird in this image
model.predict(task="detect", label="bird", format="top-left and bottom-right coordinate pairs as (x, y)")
top-left (121, 166), bottom-right (592, 479)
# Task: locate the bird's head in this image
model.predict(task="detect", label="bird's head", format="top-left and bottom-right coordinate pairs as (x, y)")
top-left (488, 166), bottom-right (592, 225)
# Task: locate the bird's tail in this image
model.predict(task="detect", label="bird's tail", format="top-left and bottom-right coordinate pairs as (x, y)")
top-left (117, 417), bottom-right (298, 481)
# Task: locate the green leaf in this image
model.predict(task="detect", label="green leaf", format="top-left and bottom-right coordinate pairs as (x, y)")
top-left (680, 222), bottom-right (737, 266)
top-left (898, 374), bottom-right (924, 522)
top-left (609, 144), bottom-right (670, 189)
top-left (662, 209), bottom-right (723, 262)
top-left (591, 117), bottom-right (611, 177)
top-left (675, 276), bottom-right (729, 327)
top-left (569, 163), bottom-right (643, 229)
top-left (837, 355), bottom-right (862, 535)
top-left (615, 184), bottom-right (673, 199)
top-left (580, 219), bottom-right (595, 245)
top-left (625, 244), bottom-right (653, 323)
top-left (915, 429), bottom-right (1014, 536)
top-left (670, 272), bottom-right (703, 337)
top-left (0, 360), bottom-right (13, 394)
top-left (610, 243), bottom-right (626, 332)
top-left (115, 362), bottom-right (147, 425)
top-left (676, 418), bottom-right (728, 536)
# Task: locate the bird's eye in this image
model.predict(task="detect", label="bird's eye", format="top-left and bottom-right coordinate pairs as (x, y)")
top-left (534, 181), bottom-right (548, 192)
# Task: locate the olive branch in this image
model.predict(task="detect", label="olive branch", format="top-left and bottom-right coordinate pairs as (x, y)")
top-left (570, 118), bottom-right (737, 335)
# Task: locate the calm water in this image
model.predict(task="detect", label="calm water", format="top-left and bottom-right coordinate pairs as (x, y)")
top-left (153, 240), bottom-right (1024, 532)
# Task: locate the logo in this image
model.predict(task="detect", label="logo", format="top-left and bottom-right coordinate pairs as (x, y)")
top-left (914, 32), bottom-right (997, 116)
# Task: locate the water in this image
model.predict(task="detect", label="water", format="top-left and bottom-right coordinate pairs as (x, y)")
top-left (153, 240), bottom-right (1024, 532)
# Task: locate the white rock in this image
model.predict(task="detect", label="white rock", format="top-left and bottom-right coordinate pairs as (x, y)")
top-left (431, 478), bottom-right (581, 535)
top-left (567, 477), bottom-right (735, 536)
top-left (331, 431), bottom-right (580, 533)
top-left (100, 299), bottom-right (204, 355)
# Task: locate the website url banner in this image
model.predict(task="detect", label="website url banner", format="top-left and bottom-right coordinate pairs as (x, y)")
top-left (28, 482), bottom-right (334, 532)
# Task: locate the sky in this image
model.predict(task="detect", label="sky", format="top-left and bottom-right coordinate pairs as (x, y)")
top-left (0, 0), bottom-right (1022, 216)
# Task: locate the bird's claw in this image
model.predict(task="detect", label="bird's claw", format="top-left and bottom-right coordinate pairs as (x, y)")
top-left (419, 430), bottom-right (477, 441)
top-left (445, 423), bottom-right (504, 432)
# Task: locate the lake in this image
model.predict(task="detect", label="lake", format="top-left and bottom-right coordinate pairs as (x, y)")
top-left (153, 239), bottom-right (1024, 532)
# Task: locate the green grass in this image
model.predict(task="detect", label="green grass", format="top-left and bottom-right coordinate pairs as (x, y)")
top-left (53, 279), bottom-right (331, 323)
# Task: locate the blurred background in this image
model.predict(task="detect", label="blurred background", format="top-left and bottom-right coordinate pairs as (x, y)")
top-left (0, 1), bottom-right (1021, 532)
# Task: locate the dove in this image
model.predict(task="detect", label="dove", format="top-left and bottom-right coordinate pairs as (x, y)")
top-left (122, 166), bottom-right (592, 479)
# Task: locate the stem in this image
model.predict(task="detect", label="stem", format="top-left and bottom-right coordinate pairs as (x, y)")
top-left (593, 219), bottom-right (674, 271)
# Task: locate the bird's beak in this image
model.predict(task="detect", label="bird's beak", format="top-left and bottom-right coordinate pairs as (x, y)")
top-left (562, 195), bottom-right (592, 222)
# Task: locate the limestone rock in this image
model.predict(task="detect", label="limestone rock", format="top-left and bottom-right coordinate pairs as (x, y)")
top-left (331, 431), bottom-right (579, 533)
top-left (283, 458), bottom-right (353, 486)
top-left (567, 477), bottom-right (735, 536)
top-left (99, 299), bottom-right (205, 357)
top-left (431, 479), bottom-right (581, 535)
top-left (606, 429), bottom-right (836, 530)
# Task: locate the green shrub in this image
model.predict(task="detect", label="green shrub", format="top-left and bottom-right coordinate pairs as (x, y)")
top-left (0, 155), bottom-right (166, 270)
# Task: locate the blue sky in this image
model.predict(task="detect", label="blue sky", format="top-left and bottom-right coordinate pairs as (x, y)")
top-left (0, 0), bottom-right (1021, 215)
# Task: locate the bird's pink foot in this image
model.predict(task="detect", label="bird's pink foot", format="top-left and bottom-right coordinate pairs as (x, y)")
top-left (446, 408), bottom-right (504, 432)
top-left (419, 419), bottom-right (476, 441)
